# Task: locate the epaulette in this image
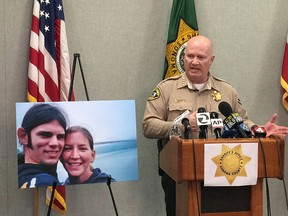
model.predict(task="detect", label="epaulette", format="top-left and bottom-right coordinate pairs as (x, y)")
top-left (212, 75), bottom-right (233, 86)
top-left (158, 74), bottom-right (182, 85)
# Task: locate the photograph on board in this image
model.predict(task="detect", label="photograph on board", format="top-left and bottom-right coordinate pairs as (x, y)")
top-left (16, 100), bottom-right (138, 188)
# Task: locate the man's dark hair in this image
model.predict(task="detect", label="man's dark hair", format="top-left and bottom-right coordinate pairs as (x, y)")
top-left (21, 103), bottom-right (68, 149)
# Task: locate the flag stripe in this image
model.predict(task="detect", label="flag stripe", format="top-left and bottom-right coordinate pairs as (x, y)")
top-left (281, 34), bottom-right (288, 111)
top-left (31, 15), bottom-right (40, 35)
top-left (46, 185), bottom-right (67, 214)
top-left (59, 22), bottom-right (71, 100)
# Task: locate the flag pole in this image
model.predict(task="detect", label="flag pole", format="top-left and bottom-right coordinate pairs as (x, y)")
top-left (34, 189), bottom-right (38, 216)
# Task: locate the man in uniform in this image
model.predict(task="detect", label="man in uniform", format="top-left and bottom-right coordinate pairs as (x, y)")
top-left (142, 35), bottom-right (288, 216)
top-left (17, 103), bottom-right (68, 188)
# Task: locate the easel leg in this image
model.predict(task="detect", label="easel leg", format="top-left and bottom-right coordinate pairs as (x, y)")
top-left (34, 189), bottom-right (38, 216)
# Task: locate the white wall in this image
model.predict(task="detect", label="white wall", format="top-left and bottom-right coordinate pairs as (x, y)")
top-left (1, 0), bottom-right (288, 215)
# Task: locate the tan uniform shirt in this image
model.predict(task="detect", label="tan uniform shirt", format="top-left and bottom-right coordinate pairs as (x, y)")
top-left (143, 73), bottom-right (254, 140)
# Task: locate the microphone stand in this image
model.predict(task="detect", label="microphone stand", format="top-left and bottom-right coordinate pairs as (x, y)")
top-left (198, 127), bottom-right (207, 139)
top-left (46, 181), bottom-right (57, 216)
top-left (107, 175), bottom-right (119, 216)
top-left (184, 127), bottom-right (190, 139)
top-left (214, 129), bottom-right (221, 139)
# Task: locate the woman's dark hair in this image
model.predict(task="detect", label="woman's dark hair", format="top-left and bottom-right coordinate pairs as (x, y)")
top-left (21, 103), bottom-right (68, 148)
top-left (66, 126), bottom-right (94, 150)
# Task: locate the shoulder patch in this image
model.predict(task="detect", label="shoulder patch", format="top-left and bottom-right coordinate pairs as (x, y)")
top-left (156, 74), bottom-right (182, 86)
top-left (148, 87), bottom-right (161, 101)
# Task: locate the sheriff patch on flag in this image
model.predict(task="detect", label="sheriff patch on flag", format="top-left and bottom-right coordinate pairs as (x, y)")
top-left (163, 0), bottom-right (198, 79)
top-left (204, 143), bottom-right (258, 186)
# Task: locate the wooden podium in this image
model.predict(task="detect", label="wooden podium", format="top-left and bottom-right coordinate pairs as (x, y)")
top-left (159, 137), bottom-right (285, 216)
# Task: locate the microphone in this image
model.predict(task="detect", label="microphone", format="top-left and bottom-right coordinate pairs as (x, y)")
top-left (173, 110), bottom-right (190, 125)
top-left (251, 125), bottom-right (267, 138)
top-left (196, 107), bottom-right (211, 139)
top-left (181, 118), bottom-right (191, 139)
top-left (210, 112), bottom-right (223, 138)
top-left (240, 123), bottom-right (252, 138)
top-left (181, 118), bottom-right (191, 131)
top-left (222, 125), bottom-right (238, 138)
top-left (222, 124), bottom-right (251, 138)
top-left (218, 101), bottom-right (248, 138)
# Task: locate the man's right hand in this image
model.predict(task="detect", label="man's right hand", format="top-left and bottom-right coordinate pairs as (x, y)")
top-left (189, 111), bottom-right (198, 133)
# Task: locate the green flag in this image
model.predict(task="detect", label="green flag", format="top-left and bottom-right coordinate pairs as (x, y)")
top-left (164, 0), bottom-right (198, 79)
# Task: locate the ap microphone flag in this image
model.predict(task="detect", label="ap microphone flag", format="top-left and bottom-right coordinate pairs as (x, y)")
top-left (210, 112), bottom-right (223, 138)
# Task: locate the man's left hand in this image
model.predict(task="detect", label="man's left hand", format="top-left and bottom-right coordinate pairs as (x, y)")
top-left (264, 113), bottom-right (288, 137)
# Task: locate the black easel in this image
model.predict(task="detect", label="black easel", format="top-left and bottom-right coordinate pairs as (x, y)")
top-left (68, 53), bottom-right (90, 101)
top-left (47, 53), bottom-right (118, 216)
top-left (107, 175), bottom-right (119, 216)
top-left (47, 181), bottom-right (57, 216)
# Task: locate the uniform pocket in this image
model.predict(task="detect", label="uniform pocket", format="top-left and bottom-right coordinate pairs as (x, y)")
top-left (167, 100), bottom-right (192, 121)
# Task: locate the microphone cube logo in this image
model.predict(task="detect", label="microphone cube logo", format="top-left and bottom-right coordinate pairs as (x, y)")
top-left (224, 116), bottom-right (236, 129)
top-left (224, 113), bottom-right (243, 129)
top-left (173, 110), bottom-right (190, 124)
top-left (211, 118), bottom-right (224, 128)
top-left (196, 112), bottom-right (211, 126)
top-left (232, 113), bottom-right (243, 123)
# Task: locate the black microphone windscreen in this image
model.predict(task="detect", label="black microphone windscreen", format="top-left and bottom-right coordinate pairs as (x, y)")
top-left (218, 101), bottom-right (233, 117)
top-left (198, 107), bottom-right (206, 113)
top-left (181, 117), bottom-right (189, 126)
top-left (210, 111), bottom-right (218, 119)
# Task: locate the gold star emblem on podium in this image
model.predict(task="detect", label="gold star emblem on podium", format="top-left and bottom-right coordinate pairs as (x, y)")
top-left (212, 144), bottom-right (251, 185)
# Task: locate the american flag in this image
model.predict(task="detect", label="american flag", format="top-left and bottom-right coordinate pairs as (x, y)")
top-left (281, 33), bottom-right (288, 112)
top-left (28, 0), bottom-right (71, 102)
top-left (28, 0), bottom-right (71, 214)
